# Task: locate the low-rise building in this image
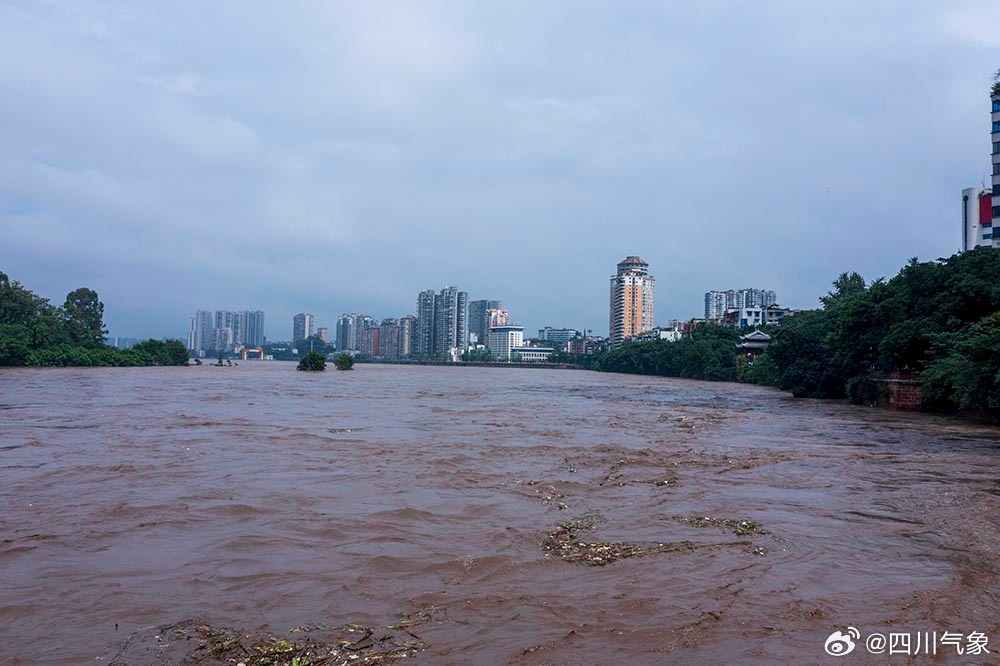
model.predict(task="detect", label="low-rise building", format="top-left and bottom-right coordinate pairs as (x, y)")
top-left (681, 318), bottom-right (719, 337)
top-left (626, 328), bottom-right (682, 343)
top-left (737, 330), bottom-right (771, 351)
top-left (513, 346), bottom-right (554, 362)
top-left (538, 327), bottom-right (580, 344)
top-left (723, 306), bottom-right (796, 328)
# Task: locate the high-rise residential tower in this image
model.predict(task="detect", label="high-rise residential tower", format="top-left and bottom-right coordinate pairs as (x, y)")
top-left (378, 318), bottom-right (400, 359)
top-left (335, 314), bottom-right (374, 351)
top-left (609, 256), bottom-right (655, 347)
top-left (469, 299), bottom-right (502, 345)
top-left (992, 81), bottom-right (1000, 241)
top-left (416, 290), bottom-right (436, 356)
top-left (398, 315), bottom-right (416, 357)
top-left (414, 287), bottom-right (468, 357)
top-left (433, 287), bottom-right (468, 356)
top-left (186, 318), bottom-right (197, 352)
top-left (187, 309), bottom-right (264, 352)
top-left (704, 291), bottom-right (727, 321)
top-left (705, 289), bottom-right (778, 319)
top-left (293, 313), bottom-right (315, 343)
top-left (244, 310), bottom-right (265, 347)
top-left (192, 310), bottom-right (214, 352)
top-left (961, 83), bottom-right (1000, 250)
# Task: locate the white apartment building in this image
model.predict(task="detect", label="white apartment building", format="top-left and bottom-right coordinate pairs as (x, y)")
top-left (488, 325), bottom-right (524, 360)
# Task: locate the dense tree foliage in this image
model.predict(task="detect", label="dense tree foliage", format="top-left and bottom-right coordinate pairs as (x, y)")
top-left (766, 249), bottom-right (1000, 411)
top-left (297, 350), bottom-right (327, 371)
top-left (587, 326), bottom-right (741, 381)
top-left (63, 288), bottom-right (107, 348)
top-left (921, 313), bottom-right (1000, 414)
top-left (334, 353), bottom-right (355, 371)
top-left (0, 271), bottom-right (188, 367)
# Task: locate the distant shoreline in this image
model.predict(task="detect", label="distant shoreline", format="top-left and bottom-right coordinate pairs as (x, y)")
top-left (362, 360), bottom-right (580, 370)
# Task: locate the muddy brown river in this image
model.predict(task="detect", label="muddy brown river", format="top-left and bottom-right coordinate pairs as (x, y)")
top-left (3, 363), bottom-right (1000, 664)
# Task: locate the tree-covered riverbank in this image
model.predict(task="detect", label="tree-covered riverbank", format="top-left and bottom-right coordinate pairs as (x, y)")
top-left (567, 249), bottom-right (1000, 418)
top-left (0, 272), bottom-right (188, 367)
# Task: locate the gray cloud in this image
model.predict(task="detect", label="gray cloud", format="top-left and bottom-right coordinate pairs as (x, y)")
top-left (1, 0), bottom-right (997, 340)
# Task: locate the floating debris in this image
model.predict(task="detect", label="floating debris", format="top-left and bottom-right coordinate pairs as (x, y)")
top-left (107, 610), bottom-right (443, 666)
top-left (541, 518), bottom-right (696, 566)
top-left (675, 516), bottom-right (767, 536)
top-left (384, 605), bottom-right (438, 631)
top-left (517, 481), bottom-right (569, 508)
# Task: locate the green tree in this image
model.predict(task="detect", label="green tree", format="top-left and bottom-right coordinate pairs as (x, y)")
top-left (62, 288), bottom-right (106, 348)
top-left (821, 271), bottom-right (867, 307)
top-left (461, 348), bottom-right (495, 362)
top-left (0, 272), bottom-right (71, 363)
top-left (333, 353), bottom-right (354, 371)
top-left (0, 272), bottom-right (43, 326)
top-left (922, 312), bottom-right (1000, 415)
top-left (0, 323), bottom-right (31, 365)
top-left (297, 350), bottom-right (327, 371)
top-left (131, 339), bottom-right (190, 366)
top-left (766, 309), bottom-right (843, 398)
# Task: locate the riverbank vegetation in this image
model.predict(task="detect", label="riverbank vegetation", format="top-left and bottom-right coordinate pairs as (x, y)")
top-left (571, 249), bottom-right (1000, 417)
top-left (0, 271), bottom-right (188, 367)
top-left (561, 326), bottom-right (741, 381)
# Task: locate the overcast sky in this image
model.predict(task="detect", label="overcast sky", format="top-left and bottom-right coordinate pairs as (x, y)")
top-left (1, 1), bottom-right (998, 341)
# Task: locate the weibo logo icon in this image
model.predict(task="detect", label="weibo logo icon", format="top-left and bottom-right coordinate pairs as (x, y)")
top-left (824, 627), bottom-right (860, 656)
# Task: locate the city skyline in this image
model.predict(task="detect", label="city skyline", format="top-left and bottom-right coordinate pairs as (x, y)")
top-left (2, 4), bottom-right (998, 342)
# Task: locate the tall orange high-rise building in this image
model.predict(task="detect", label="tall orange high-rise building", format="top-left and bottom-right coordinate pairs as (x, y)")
top-left (609, 256), bottom-right (655, 347)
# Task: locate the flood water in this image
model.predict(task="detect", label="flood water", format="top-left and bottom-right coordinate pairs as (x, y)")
top-left (3, 363), bottom-right (1000, 664)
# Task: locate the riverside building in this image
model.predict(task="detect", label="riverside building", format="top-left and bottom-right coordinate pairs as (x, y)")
top-left (609, 256), bottom-right (655, 348)
top-left (961, 82), bottom-right (1000, 250)
top-left (292, 312), bottom-right (315, 342)
top-left (415, 286), bottom-right (468, 357)
top-left (704, 289), bottom-right (778, 320)
top-left (488, 325), bottom-right (524, 360)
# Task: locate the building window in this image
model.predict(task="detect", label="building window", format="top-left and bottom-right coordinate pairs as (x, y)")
top-left (994, 142), bottom-right (1000, 155)
top-left (994, 206), bottom-right (1000, 217)
top-left (995, 163), bottom-right (1000, 176)
top-left (994, 100), bottom-right (1000, 113)
top-left (985, 233), bottom-right (993, 240)
top-left (994, 121), bottom-right (1000, 133)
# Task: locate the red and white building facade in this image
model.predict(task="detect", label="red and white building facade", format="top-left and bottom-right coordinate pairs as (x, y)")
top-left (962, 86), bottom-right (1000, 250)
